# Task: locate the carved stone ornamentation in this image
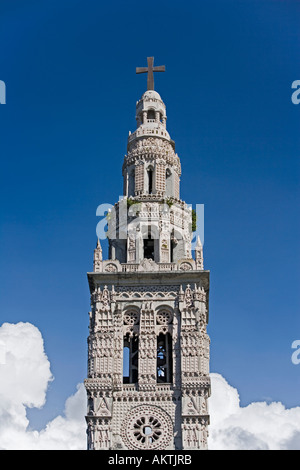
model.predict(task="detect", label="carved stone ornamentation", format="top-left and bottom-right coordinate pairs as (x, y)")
top-left (104, 263), bottom-right (118, 273)
top-left (179, 262), bottom-right (193, 271)
top-left (139, 258), bottom-right (158, 272)
top-left (121, 405), bottom-right (173, 450)
top-left (85, 65), bottom-right (210, 450)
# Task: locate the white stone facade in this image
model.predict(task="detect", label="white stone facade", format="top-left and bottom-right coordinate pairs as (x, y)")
top-left (85, 86), bottom-right (210, 450)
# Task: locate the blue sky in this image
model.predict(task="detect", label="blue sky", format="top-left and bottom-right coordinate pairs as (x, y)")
top-left (0, 0), bottom-right (299, 430)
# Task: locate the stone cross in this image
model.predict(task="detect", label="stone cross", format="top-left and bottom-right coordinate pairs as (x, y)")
top-left (136, 57), bottom-right (165, 91)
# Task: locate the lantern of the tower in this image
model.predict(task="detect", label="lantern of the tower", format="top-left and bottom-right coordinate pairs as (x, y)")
top-left (123, 89), bottom-right (181, 200)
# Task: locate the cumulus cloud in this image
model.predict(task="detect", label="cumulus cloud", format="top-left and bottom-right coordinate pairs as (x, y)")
top-left (208, 373), bottom-right (300, 450)
top-left (0, 322), bottom-right (300, 450)
top-left (27, 383), bottom-right (87, 450)
top-left (0, 322), bottom-right (86, 450)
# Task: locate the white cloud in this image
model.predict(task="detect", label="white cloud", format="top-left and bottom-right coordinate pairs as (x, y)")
top-left (28, 383), bottom-right (87, 450)
top-left (0, 322), bottom-right (300, 450)
top-left (208, 373), bottom-right (300, 450)
top-left (0, 322), bottom-right (86, 450)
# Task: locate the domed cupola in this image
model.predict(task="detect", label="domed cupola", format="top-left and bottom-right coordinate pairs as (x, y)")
top-left (135, 89), bottom-right (169, 136)
top-left (123, 59), bottom-right (181, 201)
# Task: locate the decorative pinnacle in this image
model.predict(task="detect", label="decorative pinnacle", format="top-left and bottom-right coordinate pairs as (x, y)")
top-left (196, 236), bottom-right (203, 248)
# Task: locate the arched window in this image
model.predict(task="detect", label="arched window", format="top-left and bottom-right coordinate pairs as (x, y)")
top-left (128, 169), bottom-right (135, 197)
top-left (144, 229), bottom-right (155, 260)
top-left (147, 168), bottom-right (153, 194)
top-left (157, 333), bottom-right (173, 383)
top-left (147, 109), bottom-right (155, 120)
top-left (137, 112), bottom-right (143, 126)
top-left (123, 333), bottom-right (138, 384)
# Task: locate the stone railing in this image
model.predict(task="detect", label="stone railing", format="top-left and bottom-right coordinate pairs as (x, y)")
top-left (93, 258), bottom-right (201, 274)
top-left (121, 262), bottom-right (177, 272)
top-left (121, 384), bottom-right (138, 392)
top-left (121, 263), bottom-right (139, 272)
top-left (128, 127), bottom-right (170, 142)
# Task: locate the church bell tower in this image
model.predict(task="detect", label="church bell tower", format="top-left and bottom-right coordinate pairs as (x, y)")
top-left (85, 58), bottom-right (211, 450)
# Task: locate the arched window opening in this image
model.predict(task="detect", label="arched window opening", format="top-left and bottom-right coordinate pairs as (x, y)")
top-left (157, 333), bottom-right (173, 383)
top-left (147, 168), bottom-right (153, 194)
top-left (128, 169), bottom-right (135, 197)
top-left (87, 396), bottom-right (94, 414)
top-left (123, 334), bottom-right (138, 384)
top-left (138, 112), bottom-right (143, 126)
top-left (147, 109), bottom-right (155, 120)
top-left (144, 228), bottom-right (154, 260)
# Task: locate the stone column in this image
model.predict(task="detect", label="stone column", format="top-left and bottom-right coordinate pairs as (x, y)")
top-left (138, 302), bottom-right (157, 390)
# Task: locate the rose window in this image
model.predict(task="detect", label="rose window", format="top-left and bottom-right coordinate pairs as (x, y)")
top-left (133, 415), bottom-right (162, 446)
top-left (123, 311), bottom-right (139, 325)
top-left (156, 310), bottom-right (172, 325)
top-left (121, 405), bottom-right (173, 450)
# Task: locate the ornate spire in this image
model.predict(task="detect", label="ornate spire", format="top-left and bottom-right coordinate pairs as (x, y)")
top-left (195, 236), bottom-right (204, 270)
top-left (93, 238), bottom-right (102, 272)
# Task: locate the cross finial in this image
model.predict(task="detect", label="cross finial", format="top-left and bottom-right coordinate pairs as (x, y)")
top-left (136, 57), bottom-right (165, 91)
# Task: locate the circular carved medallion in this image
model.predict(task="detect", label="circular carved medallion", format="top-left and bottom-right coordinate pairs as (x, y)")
top-left (123, 311), bottom-right (139, 325)
top-left (179, 262), bottom-right (192, 271)
top-left (121, 405), bottom-right (173, 450)
top-left (156, 310), bottom-right (172, 325)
